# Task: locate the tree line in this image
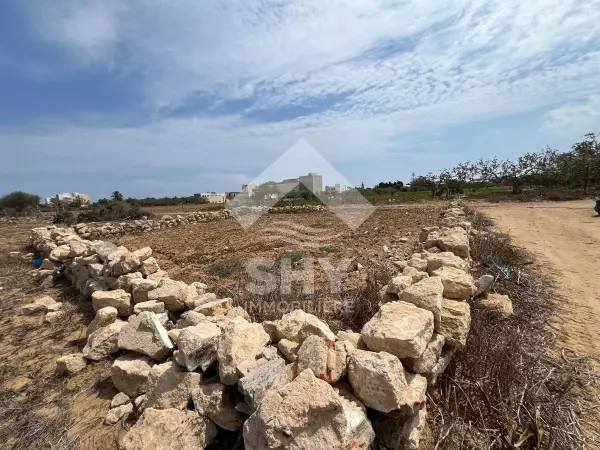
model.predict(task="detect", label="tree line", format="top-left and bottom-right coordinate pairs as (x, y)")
top-left (408, 133), bottom-right (600, 197)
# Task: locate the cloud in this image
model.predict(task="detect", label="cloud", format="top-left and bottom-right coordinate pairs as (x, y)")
top-left (542, 95), bottom-right (600, 137)
top-left (3, 0), bottom-right (600, 198)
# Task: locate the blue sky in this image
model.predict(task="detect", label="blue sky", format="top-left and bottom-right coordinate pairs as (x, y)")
top-left (1, 0), bottom-right (600, 200)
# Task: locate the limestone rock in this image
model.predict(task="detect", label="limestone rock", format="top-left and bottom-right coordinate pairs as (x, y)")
top-left (194, 298), bottom-right (233, 316)
top-left (90, 241), bottom-right (118, 262)
top-left (133, 300), bottom-right (165, 314)
top-left (217, 321), bottom-right (270, 385)
top-left (111, 353), bottom-right (155, 397)
top-left (177, 311), bottom-right (209, 328)
top-left (277, 339), bottom-right (300, 362)
top-left (132, 247), bottom-right (152, 261)
top-left (115, 272), bottom-right (143, 292)
top-left (82, 320), bottom-right (127, 360)
top-left (130, 278), bottom-right (159, 304)
top-left (105, 403), bottom-right (134, 425)
top-left (55, 353), bottom-right (87, 376)
top-left (110, 392), bottom-right (131, 409)
top-left (22, 296), bottom-right (62, 315)
top-left (440, 299), bottom-right (471, 349)
top-left (474, 274), bottom-right (495, 297)
top-left (297, 335), bottom-right (351, 383)
top-left (185, 293), bottom-right (217, 310)
top-left (437, 227), bottom-right (470, 258)
top-left (140, 257), bottom-right (160, 276)
top-left (273, 309), bottom-right (336, 344)
top-left (348, 350), bottom-right (408, 413)
top-left (402, 333), bottom-right (445, 374)
top-left (432, 266), bottom-right (476, 300)
top-left (238, 358), bottom-right (293, 412)
top-left (192, 383), bottom-right (243, 431)
top-left (403, 265), bottom-right (430, 283)
top-left (147, 269), bottom-right (169, 282)
top-left (226, 306), bottom-right (251, 321)
top-left (49, 245), bottom-right (71, 261)
top-left (406, 255), bottom-right (428, 272)
top-left (149, 280), bottom-right (196, 312)
top-left (88, 263), bottom-right (104, 280)
top-left (87, 306), bottom-right (118, 337)
top-left (108, 252), bottom-right (141, 277)
top-left (398, 277), bottom-right (444, 330)
top-left (479, 293), bottom-right (513, 318)
top-left (44, 310), bottom-right (66, 324)
top-left (427, 251), bottom-right (468, 274)
top-left (243, 369), bottom-right (374, 450)
top-left (118, 312), bottom-right (173, 360)
top-left (336, 330), bottom-right (367, 350)
top-left (361, 301), bottom-right (434, 359)
top-left (144, 361), bottom-right (202, 410)
top-left (386, 275), bottom-right (413, 295)
top-left (174, 322), bottom-right (221, 372)
top-left (92, 289), bottom-right (133, 316)
top-left (119, 408), bottom-right (217, 450)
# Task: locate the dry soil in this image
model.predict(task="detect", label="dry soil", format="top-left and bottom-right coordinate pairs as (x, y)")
top-left (474, 199), bottom-right (600, 372)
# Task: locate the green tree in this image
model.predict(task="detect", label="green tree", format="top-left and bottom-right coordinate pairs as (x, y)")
top-left (111, 191), bottom-right (124, 201)
top-left (0, 191), bottom-right (40, 212)
top-left (571, 133), bottom-right (600, 194)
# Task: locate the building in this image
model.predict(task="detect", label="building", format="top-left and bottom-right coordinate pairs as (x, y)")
top-left (198, 192), bottom-right (227, 203)
top-left (299, 173), bottom-right (323, 193)
top-left (274, 178), bottom-right (300, 194)
top-left (334, 183), bottom-right (351, 193)
top-left (241, 183), bottom-right (257, 197)
top-left (45, 192), bottom-right (92, 205)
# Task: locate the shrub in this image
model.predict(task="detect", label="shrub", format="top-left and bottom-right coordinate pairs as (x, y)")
top-left (75, 201), bottom-right (151, 223)
top-left (0, 191), bottom-right (40, 213)
top-left (52, 210), bottom-right (75, 225)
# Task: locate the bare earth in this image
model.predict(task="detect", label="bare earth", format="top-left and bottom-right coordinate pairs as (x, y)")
top-left (474, 200), bottom-right (600, 371)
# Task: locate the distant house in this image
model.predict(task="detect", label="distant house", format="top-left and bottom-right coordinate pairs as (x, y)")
top-left (198, 192), bottom-right (227, 203)
top-left (45, 192), bottom-right (92, 205)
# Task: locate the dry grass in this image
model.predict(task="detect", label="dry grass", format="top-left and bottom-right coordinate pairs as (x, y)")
top-left (0, 250), bottom-right (123, 450)
top-left (428, 206), bottom-right (599, 450)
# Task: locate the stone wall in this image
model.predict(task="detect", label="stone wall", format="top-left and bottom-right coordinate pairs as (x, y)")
top-left (26, 201), bottom-right (488, 449)
top-left (72, 205), bottom-right (327, 239)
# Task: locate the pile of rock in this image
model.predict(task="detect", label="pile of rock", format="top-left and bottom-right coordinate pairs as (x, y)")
top-left (68, 205), bottom-right (328, 240)
top-left (27, 202), bottom-right (481, 449)
top-left (73, 210), bottom-right (232, 240)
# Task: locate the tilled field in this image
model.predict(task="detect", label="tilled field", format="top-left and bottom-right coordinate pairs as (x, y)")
top-left (119, 204), bottom-right (443, 293)
top-left (0, 203), bottom-right (442, 449)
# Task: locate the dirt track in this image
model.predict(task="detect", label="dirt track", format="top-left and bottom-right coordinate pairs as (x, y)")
top-left (474, 200), bottom-right (600, 370)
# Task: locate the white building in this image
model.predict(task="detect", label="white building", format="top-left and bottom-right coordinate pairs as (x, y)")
top-left (45, 192), bottom-right (92, 205)
top-left (199, 192), bottom-right (227, 204)
top-left (334, 183), bottom-right (351, 193)
top-left (299, 173), bottom-right (323, 193)
top-left (241, 183), bottom-right (257, 197)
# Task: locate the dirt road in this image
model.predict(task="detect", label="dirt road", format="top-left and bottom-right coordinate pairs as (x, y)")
top-left (474, 200), bottom-right (600, 369)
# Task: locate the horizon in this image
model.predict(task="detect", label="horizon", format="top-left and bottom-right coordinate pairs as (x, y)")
top-left (1, 0), bottom-right (599, 200)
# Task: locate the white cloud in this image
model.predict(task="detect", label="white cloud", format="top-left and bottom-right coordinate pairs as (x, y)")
top-left (543, 95), bottom-right (600, 136)
top-left (4, 0), bottom-right (600, 197)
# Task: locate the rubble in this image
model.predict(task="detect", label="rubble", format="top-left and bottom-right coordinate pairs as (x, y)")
top-left (29, 201), bottom-right (476, 449)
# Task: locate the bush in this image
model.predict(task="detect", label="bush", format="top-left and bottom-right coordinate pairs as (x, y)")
top-left (52, 210), bottom-right (75, 225)
top-left (0, 191), bottom-right (40, 213)
top-left (75, 200), bottom-right (151, 223)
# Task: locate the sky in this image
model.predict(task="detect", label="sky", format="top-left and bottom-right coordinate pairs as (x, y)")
top-left (1, 0), bottom-right (600, 200)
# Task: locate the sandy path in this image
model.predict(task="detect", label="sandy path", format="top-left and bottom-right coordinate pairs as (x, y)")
top-left (474, 200), bottom-right (600, 370)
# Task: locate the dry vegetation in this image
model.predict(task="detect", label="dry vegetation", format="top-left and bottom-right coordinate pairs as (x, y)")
top-left (1, 201), bottom-right (598, 449)
top-left (0, 223), bottom-right (123, 450)
top-left (428, 208), bottom-right (599, 450)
